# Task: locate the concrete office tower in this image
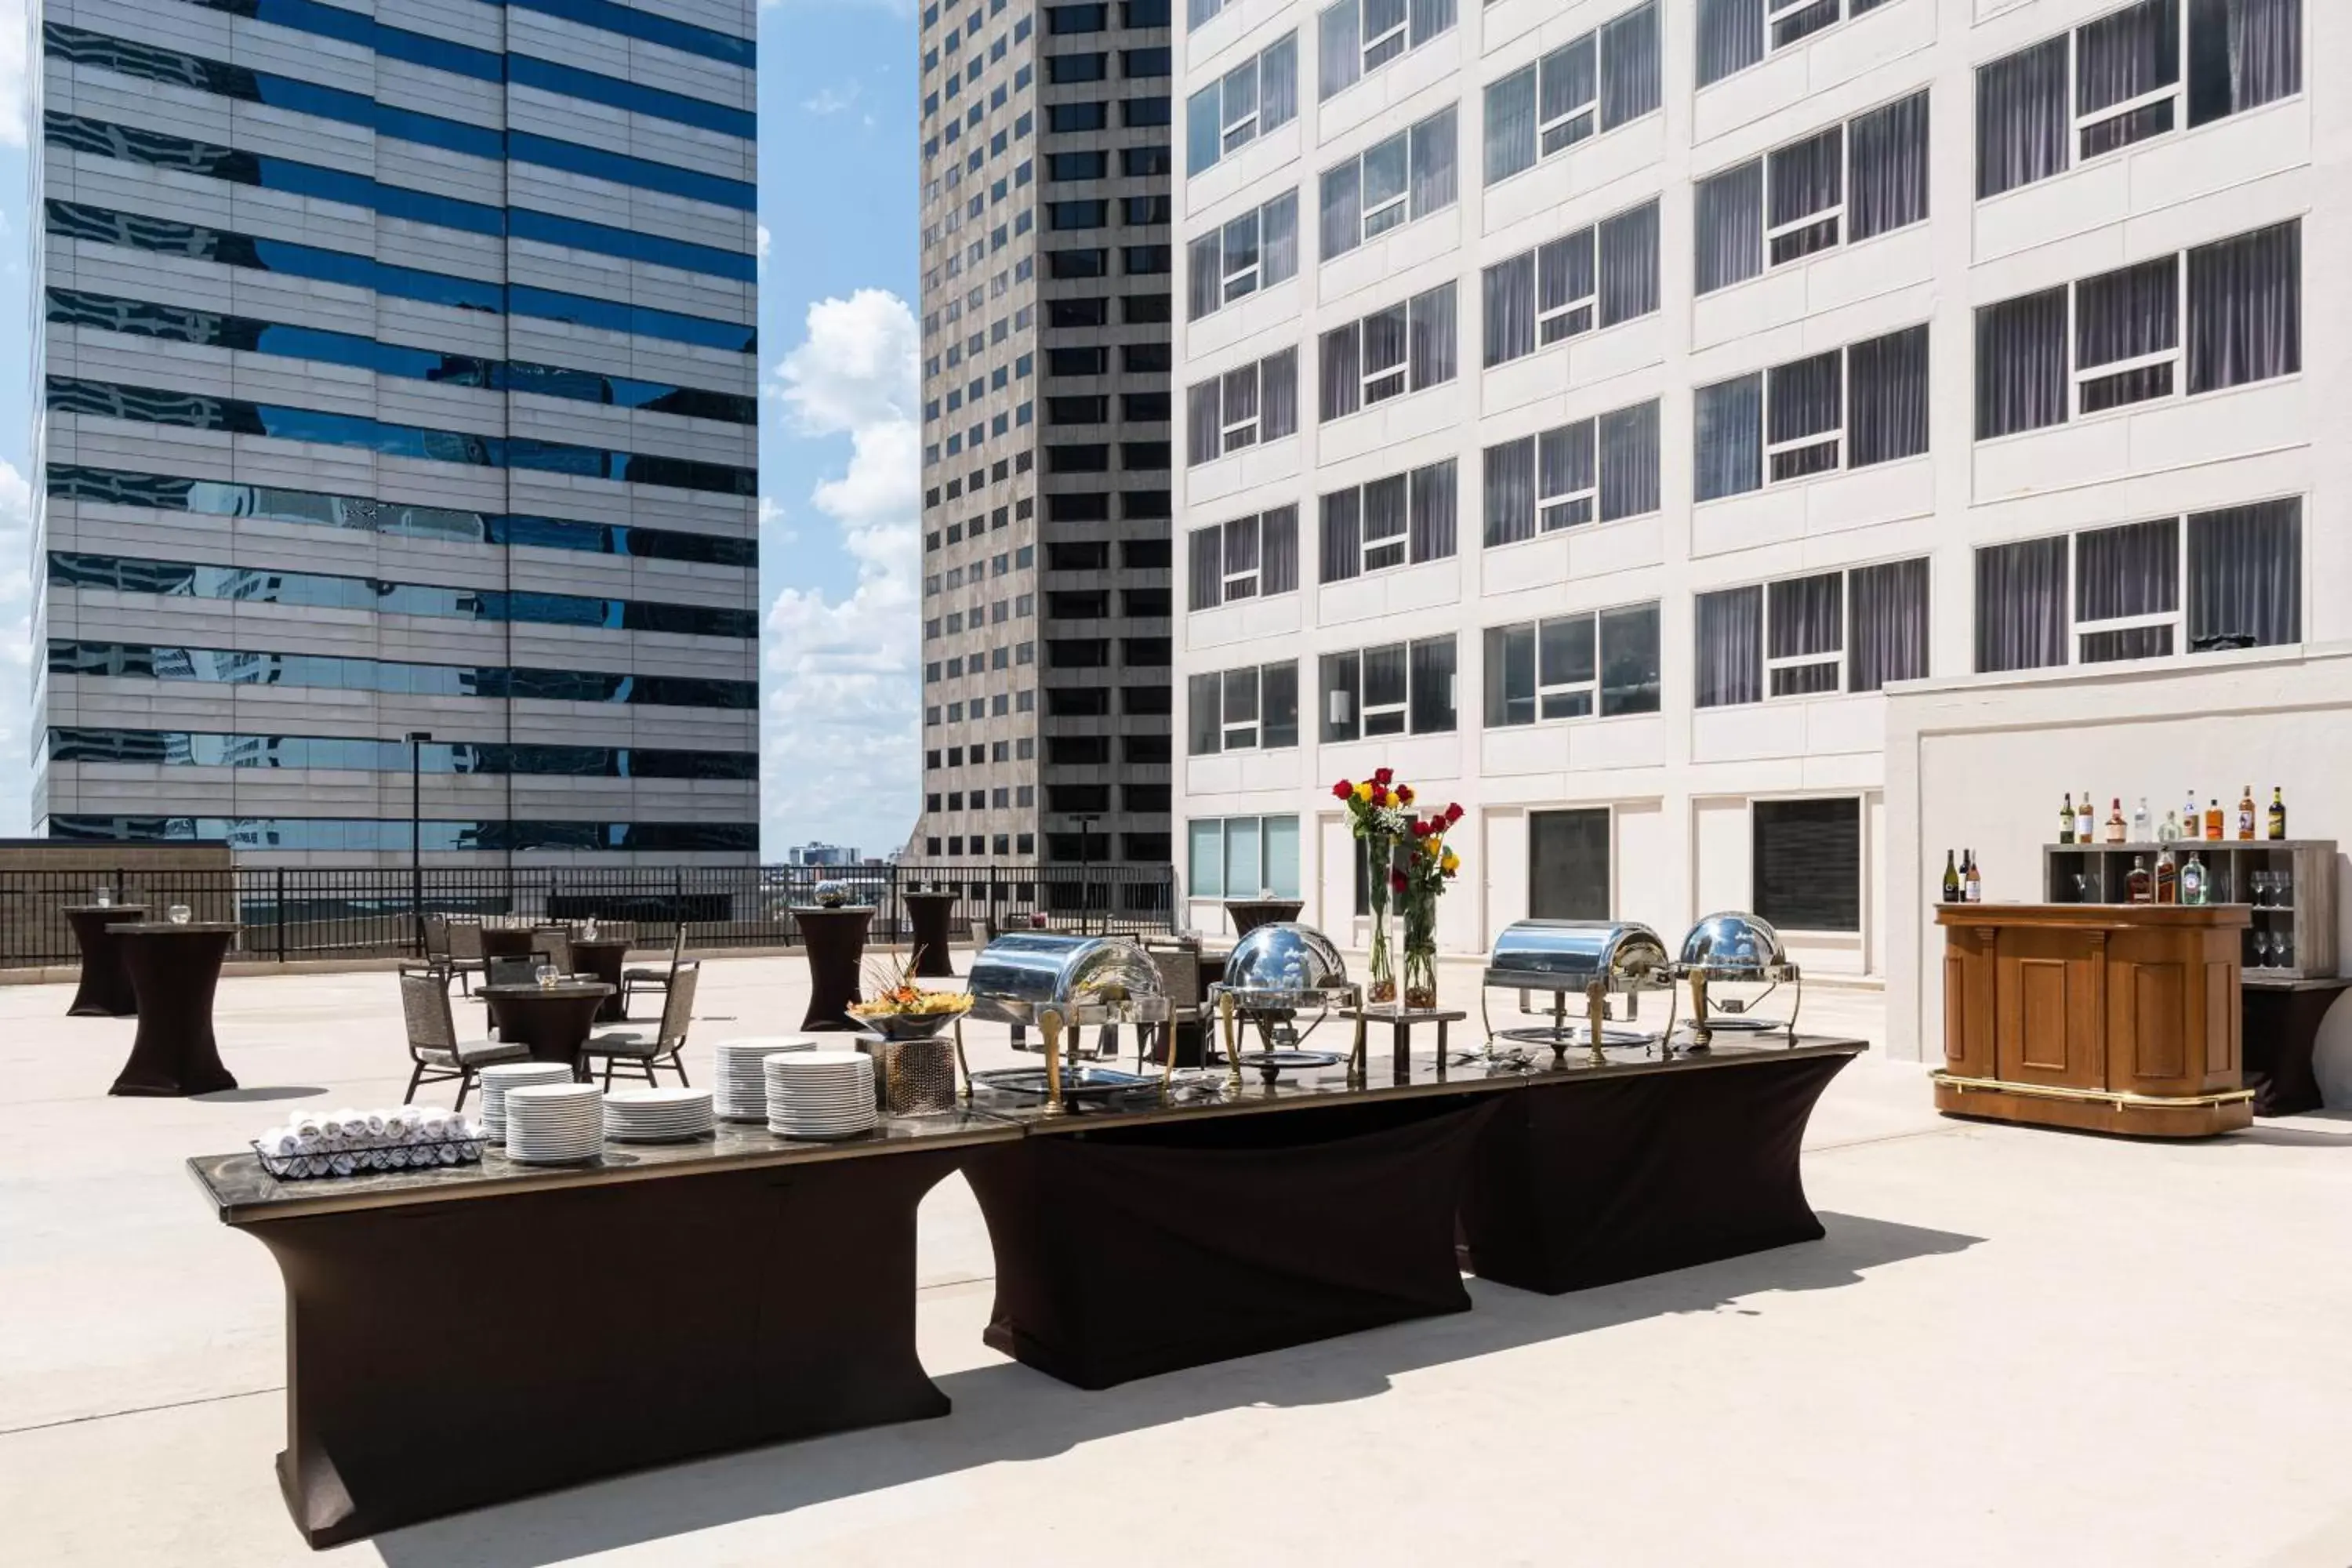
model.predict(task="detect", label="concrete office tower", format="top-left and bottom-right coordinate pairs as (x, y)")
top-left (909, 0), bottom-right (1178, 908)
top-left (1174, 0), bottom-right (2336, 970)
top-left (34, 0), bottom-right (760, 865)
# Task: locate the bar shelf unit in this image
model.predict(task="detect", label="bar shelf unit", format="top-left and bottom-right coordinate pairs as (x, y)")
top-left (2042, 839), bottom-right (2337, 982)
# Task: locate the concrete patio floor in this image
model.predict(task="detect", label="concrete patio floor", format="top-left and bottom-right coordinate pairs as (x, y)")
top-left (2, 953), bottom-right (2348, 1567)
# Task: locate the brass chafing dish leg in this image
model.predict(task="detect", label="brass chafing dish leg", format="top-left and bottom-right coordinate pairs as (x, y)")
top-left (1348, 1000), bottom-right (1367, 1088)
top-left (1041, 1007), bottom-right (1065, 1116)
top-left (1584, 981), bottom-right (1609, 1066)
top-left (1220, 992), bottom-right (1241, 1097)
top-left (1688, 970), bottom-right (1712, 1051)
top-left (954, 1017), bottom-right (973, 1104)
top-left (1784, 974), bottom-right (1802, 1044)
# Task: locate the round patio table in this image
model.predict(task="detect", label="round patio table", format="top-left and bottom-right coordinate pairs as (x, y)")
top-left (478, 981), bottom-right (615, 1080)
top-left (479, 927), bottom-right (547, 961)
top-left (902, 891), bottom-right (960, 978)
top-left (66, 902), bottom-right (148, 1017)
top-left (109, 921), bottom-right (241, 1096)
top-left (565, 938), bottom-right (632, 1022)
top-left (793, 906), bottom-right (873, 1032)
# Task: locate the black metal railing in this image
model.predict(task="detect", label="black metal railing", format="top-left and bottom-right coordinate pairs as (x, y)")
top-left (0, 862), bottom-right (1178, 969)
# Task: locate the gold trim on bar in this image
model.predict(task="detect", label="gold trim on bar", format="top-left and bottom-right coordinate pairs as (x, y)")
top-left (1930, 1072), bottom-right (2253, 1111)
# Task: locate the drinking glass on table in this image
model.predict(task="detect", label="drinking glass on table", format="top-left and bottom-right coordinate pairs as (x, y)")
top-left (94, 887), bottom-right (111, 909)
top-left (167, 904), bottom-right (191, 925)
top-left (535, 964), bottom-right (558, 989)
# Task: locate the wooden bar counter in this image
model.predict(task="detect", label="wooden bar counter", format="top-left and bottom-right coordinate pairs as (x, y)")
top-left (1933, 904), bottom-right (2252, 1137)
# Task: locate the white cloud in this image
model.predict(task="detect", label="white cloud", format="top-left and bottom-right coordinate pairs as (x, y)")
top-left (761, 292), bottom-right (921, 858)
top-left (755, 223), bottom-right (771, 273)
top-left (0, 0), bottom-right (25, 151)
top-left (801, 82), bottom-right (862, 117)
top-left (0, 458), bottom-right (32, 836)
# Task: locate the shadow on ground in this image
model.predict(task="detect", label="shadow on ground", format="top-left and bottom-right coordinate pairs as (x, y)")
top-left (193, 1087), bottom-right (332, 1103)
top-left (374, 1210), bottom-right (1980, 1568)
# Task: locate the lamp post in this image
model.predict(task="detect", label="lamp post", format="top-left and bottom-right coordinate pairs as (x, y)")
top-left (406, 731), bottom-right (432, 955)
top-left (1073, 812), bottom-right (1100, 936)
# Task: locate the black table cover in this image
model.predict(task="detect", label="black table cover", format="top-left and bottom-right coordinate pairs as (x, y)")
top-left (66, 903), bottom-right (147, 1018)
top-left (2242, 980), bottom-right (2350, 1116)
top-left (1457, 1050), bottom-right (1853, 1295)
top-left (903, 891), bottom-right (960, 978)
top-left (478, 983), bottom-right (613, 1077)
top-left (795, 906), bottom-right (873, 1030)
top-left (565, 938), bottom-right (633, 1022)
top-left (110, 924), bottom-right (239, 1096)
top-left (966, 1095), bottom-right (1501, 1389)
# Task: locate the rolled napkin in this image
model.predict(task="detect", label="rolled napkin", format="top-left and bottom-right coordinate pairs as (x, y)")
top-left (292, 1114), bottom-right (324, 1142)
top-left (364, 1110), bottom-right (388, 1138)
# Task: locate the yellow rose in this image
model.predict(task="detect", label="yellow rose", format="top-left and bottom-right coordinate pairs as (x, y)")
top-left (1441, 851), bottom-right (1460, 873)
top-left (1353, 781), bottom-right (1372, 801)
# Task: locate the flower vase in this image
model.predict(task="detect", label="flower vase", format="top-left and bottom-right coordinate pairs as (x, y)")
top-left (1365, 836), bottom-right (1397, 1004)
top-left (1402, 907), bottom-right (1438, 1011)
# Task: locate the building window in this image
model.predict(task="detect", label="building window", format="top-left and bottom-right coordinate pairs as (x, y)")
top-left (1484, 603), bottom-right (1661, 726)
top-left (1699, 0), bottom-right (1900, 90)
top-left (1318, 0), bottom-right (1456, 102)
top-left (1321, 635), bottom-right (1457, 739)
top-left (1185, 348), bottom-right (1300, 464)
top-left (1483, 2), bottom-right (1661, 185)
top-left (1187, 815), bottom-right (1302, 899)
top-left (1976, 0), bottom-right (2302, 201)
top-left (1319, 459), bottom-right (1457, 582)
top-left (1318, 106), bottom-right (1458, 261)
top-left (1185, 31), bottom-right (1299, 174)
top-left (1318, 282), bottom-right (1457, 419)
top-left (1186, 191), bottom-right (1301, 321)
top-left (1973, 221), bottom-right (2299, 441)
top-left (1481, 198), bottom-right (1659, 367)
top-left (1974, 498), bottom-right (2300, 673)
top-left (1694, 324), bottom-right (1929, 501)
top-left (1188, 662), bottom-right (1301, 754)
top-left (1189, 506), bottom-right (1301, 609)
top-left (1752, 797), bottom-right (1861, 931)
top-left (1694, 89), bottom-right (1929, 296)
top-left (1695, 558), bottom-right (1931, 706)
top-left (1483, 398), bottom-right (1661, 544)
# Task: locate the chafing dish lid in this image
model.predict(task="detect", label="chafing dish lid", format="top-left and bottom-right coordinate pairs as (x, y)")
top-left (966, 933), bottom-right (1165, 1020)
top-left (1483, 920), bottom-right (1671, 990)
top-left (1210, 921), bottom-right (1353, 1006)
top-left (1675, 911), bottom-right (1798, 981)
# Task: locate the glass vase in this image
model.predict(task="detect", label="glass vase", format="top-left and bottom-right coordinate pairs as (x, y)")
top-left (1402, 942), bottom-right (1437, 1011)
top-left (1364, 835), bottom-right (1396, 1004)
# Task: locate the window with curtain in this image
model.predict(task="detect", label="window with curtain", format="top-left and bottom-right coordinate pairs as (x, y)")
top-left (1976, 0), bottom-right (2300, 200)
top-left (1481, 198), bottom-right (1657, 368)
top-left (1186, 189), bottom-right (1300, 321)
top-left (1185, 32), bottom-right (1301, 175)
top-left (1319, 282), bottom-right (1457, 419)
top-left (1695, 324), bottom-right (1928, 499)
top-left (1482, 397), bottom-right (1661, 545)
top-left (1187, 818), bottom-right (1226, 898)
top-left (1754, 798), bottom-right (1861, 932)
top-left (1188, 662), bottom-right (1301, 753)
top-left (1846, 557), bottom-right (1930, 691)
top-left (1322, 637), bottom-right (1455, 738)
top-left (1694, 89), bottom-right (1926, 296)
top-left (1187, 816), bottom-right (1305, 899)
top-left (1484, 601), bottom-right (1661, 727)
top-left (1319, 459), bottom-right (1457, 581)
top-left (1185, 348), bottom-right (1300, 465)
top-left (1976, 220), bottom-right (2299, 440)
top-left (1188, 506), bottom-right (1301, 610)
top-left (1482, 2), bottom-right (1660, 186)
top-left (1694, 586), bottom-right (1763, 707)
top-left (1700, 0), bottom-right (1896, 90)
top-left (1319, 107), bottom-right (1457, 263)
top-left (1317, 0), bottom-right (1454, 101)
top-left (1975, 498), bottom-right (2300, 670)
top-left (1767, 572), bottom-right (1842, 694)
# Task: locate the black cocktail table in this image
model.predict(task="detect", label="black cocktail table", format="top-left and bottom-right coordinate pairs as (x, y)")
top-left (564, 938), bottom-right (632, 1022)
top-left (2241, 975), bottom-right (2352, 1116)
top-left (477, 981), bottom-right (614, 1078)
top-left (903, 891), bottom-right (960, 978)
top-left (794, 906), bottom-right (873, 1030)
top-left (110, 921), bottom-right (240, 1096)
top-left (65, 902), bottom-right (147, 1018)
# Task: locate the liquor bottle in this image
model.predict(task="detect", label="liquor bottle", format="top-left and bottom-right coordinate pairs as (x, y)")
top-left (2182, 791), bottom-right (2199, 840)
top-left (2204, 799), bottom-right (2223, 841)
top-left (2181, 851), bottom-right (2207, 906)
top-left (2126, 856), bottom-right (2152, 904)
top-left (2104, 798), bottom-right (2126, 844)
top-left (2161, 805), bottom-right (2181, 843)
top-left (2237, 786), bottom-right (2256, 840)
top-left (1964, 851), bottom-right (1983, 904)
top-left (2077, 794), bottom-right (2096, 842)
top-left (2154, 847), bottom-right (2178, 904)
top-left (1942, 850), bottom-right (1960, 904)
top-left (2131, 797), bottom-right (2151, 843)
top-left (2059, 794), bottom-right (2075, 845)
top-left (2268, 786), bottom-right (2287, 840)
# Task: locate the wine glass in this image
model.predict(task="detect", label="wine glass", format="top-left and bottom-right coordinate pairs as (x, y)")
top-left (535, 964), bottom-right (558, 990)
top-left (2278, 868), bottom-right (2293, 909)
top-left (2252, 871), bottom-right (2271, 909)
top-left (93, 887), bottom-right (111, 909)
top-left (2277, 931), bottom-right (2295, 971)
top-left (167, 904), bottom-right (192, 926)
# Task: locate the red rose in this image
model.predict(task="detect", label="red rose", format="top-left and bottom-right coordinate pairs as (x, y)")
top-left (1372, 766), bottom-right (1393, 786)
top-left (1397, 784), bottom-right (1414, 804)
top-left (1331, 780), bottom-right (1353, 800)
top-left (1390, 871), bottom-right (1408, 893)
top-left (1446, 802), bottom-right (1465, 822)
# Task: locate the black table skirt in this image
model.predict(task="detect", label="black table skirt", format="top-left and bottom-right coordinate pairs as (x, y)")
top-left (904, 893), bottom-right (959, 978)
top-left (1457, 1051), bottom-right (1853, 1295)
top-left (110, 928), bottom-right (238, 1097)
top-left (965, 1096), bottom-right (1500, 1390)
top-left (243, 1148), bottom-right (965, 1547)
top-left (67, 906), bottom-right (147, 1018)
top-left (2241, 984), bottom-right (2348, 1116)
top-left (796, 908), bottom-right (872, 1031)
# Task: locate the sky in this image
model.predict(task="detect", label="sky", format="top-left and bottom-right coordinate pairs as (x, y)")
top-left (0, 0), bottom-right (924, 858)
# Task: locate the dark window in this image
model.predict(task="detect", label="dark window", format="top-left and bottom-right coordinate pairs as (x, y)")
top-left (1047, 2), bottom-right (1106, 31)
top-left (1049, 200), bottom-right (1108, 230)
top-left (1123, 538), bottom-right (1172, 568)
top-left (1049, 298), bottom-right (1109, 328)
top-left (1123, 293), bottom-right (1173, 325)
top-left (1047, 151), bottom-right (1109, 180)
top-left (1048, 443), bottom-right (1112, 472)
top-left (1123, 390), bottom-right (1172, 420)
top-left (1047, 101), bottom-right (1109, 132)
top-left (1530, 810), bottom-right (1610, 920)
top-left (1123, 832), bottom-right (1172, 859)
top-left (1047, 346), bottom-right (1110, 376)
top-left (1124, 782), bottom-right (1171, 812)
top-left (1046, 830), bottom-right (1113, 862)
top-left (1123, 587), bottom-right (1171, 617)
top-left (1048, 541), bottom-right (1112, 570)
top-left (1047, 492), bottom-right (1112, 521)
top-left (1049, 396), bottom-right (1109, 424)
top-left (1048, 590), bottom-right (1112, 618)
top-left (1121, 145), bottom-right (1173, 176)
top-left (1121, 489), bottom-right (1172, 518)
top-left (1123, 684), bottom-right (1174, 713)
top-left (1123, 0), bottom-right (1170, 22)
top-left (1122, 637), bottom-right (1172, 666)
top-left (1125, 734), bottom-right (1171, 763)
top-left (1123, 47), bottom-right (1172, 76)
top-left (1050, 248), bottom-right (1110, 278)
top-left (1049, 735), bottom-right (1113, 764)
top-left (1122, 95), bottom-right (1172, 126)
top-left (1049, 783), bottom-right (1113, 811)
top-left (1753, 798), bottom-right (1861, 932)
top-left (1123, 245), bottom-right (1172, 274)
top-left (1048, 52), bottom-right (1108, 82)
top-left (1048, 686), bottom-right (1112, 715)
top-left (1123, 343), bottom-right (1172, 372)
top-left (1122, 195), bottom-right (1171, 225)
top-left (1122, 441), bottom-right (1171, 470)
top-left (1047, 638), bottom-right (1112, 667)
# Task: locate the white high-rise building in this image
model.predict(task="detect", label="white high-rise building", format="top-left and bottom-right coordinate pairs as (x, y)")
top-left (33, 0), bottom-right (760, 864)
top-left (1172, 0), bottom-right (2332, 976)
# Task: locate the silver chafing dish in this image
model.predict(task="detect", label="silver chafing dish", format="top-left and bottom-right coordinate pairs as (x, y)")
top-left (1673, 912), bottom-right (1802, 1047)
top-left (1480, 920), bottom-right (1677, 1062)
top-left (1206, 922), bottom-right (1366, 1086)
top-left (966, 934), bottom-right (1171, 1111)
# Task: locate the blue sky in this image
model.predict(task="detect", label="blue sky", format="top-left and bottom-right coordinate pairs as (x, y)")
top-left (0, 0), bottom-right (923, 858)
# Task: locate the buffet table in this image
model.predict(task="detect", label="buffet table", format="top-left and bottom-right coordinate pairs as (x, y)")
top-left (186, 1116), bottom-right (1016, 1548)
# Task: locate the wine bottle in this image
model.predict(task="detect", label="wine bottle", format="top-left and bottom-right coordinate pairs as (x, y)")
top-left (2059, 794), bottom-right (2075, 844)
top-left (2237, 786), bottom-right (2256, 840)
top-left (2268, 786), bottom-right (2286, 841)
top-left (2126, 856), bottom-right (2152, 904)
top-left (2155, 848), bottom-right (2178, 905)
top-left (1964, 851), bottom-right (1983, 904)
top-left (2104, 798), bottom-right (2126, 844)
top-left (2161, 805), bottom-right (2180, 843)
top-left (2204, 799), bottom-right (2223, 841)
top-left (1943, 850), bottom-right (1960, 903)
top-left (2181, 851), bottom-right (2207, 906)
top-left (2077, 794), bottom-right (2095, 841)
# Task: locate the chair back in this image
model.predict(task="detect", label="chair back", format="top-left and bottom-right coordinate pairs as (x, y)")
top-left (422, 915), bottom-right (452, 960)
top-left (399, 972), bottom-right (457, 1059)
top-left (667, 922), bottom-right (688, 971)
top-left (536, 929), bottom-right (573, 975)
top-left (484, 956), bottom-right (537, 989)
top-left (1142, 939), bottom-right (1205, 1012)
top-left (656, 962), bottom-right (700, 1046)
top-left (448, 920), bottom-right (484, 960)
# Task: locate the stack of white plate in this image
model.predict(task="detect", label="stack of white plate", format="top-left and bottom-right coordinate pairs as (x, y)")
top-left (764, 1050), bottom-right (877, 1139)
top-left (604, 1087), bottom-right (714, 1142)
top-left (715, 1036), bottom-right (818, 1121)
top-left (503, 1083), bottom-right (605, 1163)
top-left (476, 1062), bottom-right (574, 1137)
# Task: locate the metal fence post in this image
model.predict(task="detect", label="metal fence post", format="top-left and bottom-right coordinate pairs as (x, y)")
top-left (274, 868), bottom-right (288, 962)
